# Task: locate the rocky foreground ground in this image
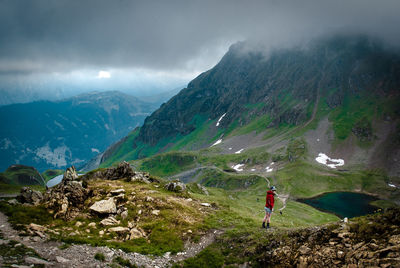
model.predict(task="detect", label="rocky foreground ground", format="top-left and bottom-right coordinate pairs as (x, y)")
top-left (0, 162), bottom-right (399, 267)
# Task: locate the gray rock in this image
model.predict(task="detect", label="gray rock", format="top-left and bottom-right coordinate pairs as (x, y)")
top-left (56, 256), bottom-right (70, 263)
top-left (197, 183), bottom-right (209, 195)
top-left (100, 216), bottom-right (120, 226)
top-left (298, 245), bottom-right (312, 255)
top-left (24, 256), bottom-right (52, 265)
top-left (110, 189), bottom-right (125, 195)
top-left (63, 166), bottom-right (79, 181)
top-left (90, 198), bottom-right (117, 214)
top-left (109, 227), bottom-right (130, 234)
top-left (7, 199), bottom-right (19, 205)
top-left (17, 187), bottom-right (43, 205)
top-left (165, 180), bottom-right (186, 192)
top-left (42, 166), bottom-right (88, 220)
top-left (121, 210), bottom-right (128, 219)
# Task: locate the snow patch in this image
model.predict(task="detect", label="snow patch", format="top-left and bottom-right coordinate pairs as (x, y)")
top-left (228, 148), bottom-right (232, 150)
top-left (210, 139), bottom-right (222, 147)
top-left (265, 166), bottom-right (273, 172)
top-left (232, 164), bottom-right (245, 171)
top-left (91, 148), bottom-right (100, 153)
top-left (216, 113), bottom-right (226, 127)
top-left (388, 183), bottom-right (397, 188)
top-left (315, 153), bottom-right (344, 169)
top-left (235, 149), bottom-right (244, 154)
top-left (265, 162), bottom-right (275, 172)
top-left (251, 168), bottom-right (256, 171)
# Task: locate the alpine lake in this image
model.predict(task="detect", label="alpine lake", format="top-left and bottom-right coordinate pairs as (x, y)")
top-left (299, 192), bottom-right (379, 219)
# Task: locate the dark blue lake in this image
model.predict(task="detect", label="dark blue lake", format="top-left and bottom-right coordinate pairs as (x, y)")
top-left (301, 192), bottom-right (378, 218)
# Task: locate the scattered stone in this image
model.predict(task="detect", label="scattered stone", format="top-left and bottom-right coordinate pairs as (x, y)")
top-left (88, 222), bottom-right (96, 228)
top-left (109, 227), bottom-right (130, 234)
top-left (145, 196), bottom-right (154, 202)
top-left (337, 250), bottom-right (345, 259)
top-left (56, 256), bottom-right (70, 263)
top-left (90, 198), bottom-right (117, 214)
top-left (298, 245), bottom-right (311, 255)
top-left (24, 256), bottom-right (52, 265)
top-left (100, 216), bottom-right (120, 226)
top-left (389, 234), bottom-right (400, 245)
top-left (152, 210), bottom-right (160, 216)
top-left (129, 227), bottom-right (146, 240)
top-left (7, 199), bottom-right (19, 205)
top-left (75, 221), bottom-right (83, 227)
top-left (121, 210), bottom-right (128, 219)
top-left (110, 189), bottom-right (125, 195)
top-left (99, 230), bottom-right (105, 235)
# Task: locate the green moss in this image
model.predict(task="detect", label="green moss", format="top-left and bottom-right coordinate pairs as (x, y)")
top-left (113, 256), bottom-right (137, 268)
top-left (182, 246), bottom-right (224, 268)
top-left (94, 252), bottom-right (105, 262)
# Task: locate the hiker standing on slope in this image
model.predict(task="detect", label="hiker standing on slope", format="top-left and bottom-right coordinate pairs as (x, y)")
top-left (262, 186), bottom-right (277, 229)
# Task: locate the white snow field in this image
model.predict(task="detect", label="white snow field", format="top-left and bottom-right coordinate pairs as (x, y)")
top-left (315, 153), bottom-right (344, 168)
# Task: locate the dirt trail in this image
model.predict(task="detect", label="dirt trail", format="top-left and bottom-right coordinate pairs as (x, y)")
top-left (0, 211), bottom-right (222, 267)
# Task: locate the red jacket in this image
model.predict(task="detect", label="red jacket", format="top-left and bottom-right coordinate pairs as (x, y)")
top-left (265, 190), bottom-right (275, 209)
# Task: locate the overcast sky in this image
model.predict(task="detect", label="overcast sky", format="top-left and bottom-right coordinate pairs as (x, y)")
top-left (1, 0), bottom-right (400, 103)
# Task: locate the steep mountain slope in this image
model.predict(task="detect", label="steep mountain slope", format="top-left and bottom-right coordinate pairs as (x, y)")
top-left (0, 91), bottom-right (158, 171)
top-left (99, 36), bottom-right (400, 178)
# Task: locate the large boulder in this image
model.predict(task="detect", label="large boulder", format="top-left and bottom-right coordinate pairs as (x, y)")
top-left (90, 198), bottom-right (117, 214)
top-left (164, 180), bottom-right (186, 192)
top-left (103, 161), bottom-right (135, 180)
top-left (17, 187), bottom-right (43, 205)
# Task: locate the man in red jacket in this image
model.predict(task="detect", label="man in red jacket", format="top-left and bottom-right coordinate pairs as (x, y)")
top-left (262, 186), bottom-right (277, 229)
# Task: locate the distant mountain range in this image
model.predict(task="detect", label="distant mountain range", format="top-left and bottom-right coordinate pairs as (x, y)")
top-left (0, 91), bottom-right (161, 171)
top-left (97, 35), bottom-right (400, 178)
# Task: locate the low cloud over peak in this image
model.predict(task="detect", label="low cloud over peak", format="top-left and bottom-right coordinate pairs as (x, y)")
top-left (0, 0), bottom-right (399, 102)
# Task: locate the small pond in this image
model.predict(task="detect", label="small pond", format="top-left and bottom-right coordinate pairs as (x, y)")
top-left (47, 174), bottom-right (63, 187)
top-left (46, 174), bottom-right (84, 187)
top-left (300, 192), bottom-right (379, 219)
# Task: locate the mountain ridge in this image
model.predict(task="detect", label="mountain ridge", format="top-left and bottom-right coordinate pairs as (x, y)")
top-left (97, 35), bottom-right (400, 179)
top-left (0, 91), bottom-right (159, 172)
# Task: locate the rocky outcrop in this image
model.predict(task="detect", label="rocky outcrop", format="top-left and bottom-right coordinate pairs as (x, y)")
top-left (165, 180), bottom-right (186, 193)
top-left (42, 166), bottom-right (88, 220)
top-left (255, 208), bottom-right (400, 267)
top-left (101, 161), bottom-right (135, 180)
top-left (16, 187), bottom-right (43, 205)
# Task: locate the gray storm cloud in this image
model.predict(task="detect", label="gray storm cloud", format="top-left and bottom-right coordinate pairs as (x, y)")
top-left (0, 0), bottom-right (400, 75)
